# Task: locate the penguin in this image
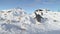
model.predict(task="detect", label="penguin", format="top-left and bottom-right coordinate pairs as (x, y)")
top-left (34, 12), bottom-right (42, 22)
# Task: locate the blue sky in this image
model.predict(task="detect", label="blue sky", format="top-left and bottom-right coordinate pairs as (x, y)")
top-left (0, 0), bottom-right (60, 14)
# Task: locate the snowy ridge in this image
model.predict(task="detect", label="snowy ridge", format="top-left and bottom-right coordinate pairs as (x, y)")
top-left (0, 8), bottom-right (60, 34)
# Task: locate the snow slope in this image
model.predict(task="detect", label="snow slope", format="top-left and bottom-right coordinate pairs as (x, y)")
top-left (0, 8), bottom-right (60, 34)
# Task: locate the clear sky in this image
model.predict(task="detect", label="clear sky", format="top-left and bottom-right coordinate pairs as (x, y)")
top-left (0, 0), bottom-right (60, 14)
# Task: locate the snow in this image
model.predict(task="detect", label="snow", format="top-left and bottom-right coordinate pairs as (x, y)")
top-left (0, 8), bottom-right (60, 34)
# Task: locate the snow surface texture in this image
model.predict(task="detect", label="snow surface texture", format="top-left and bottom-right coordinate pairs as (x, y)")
top-left (0, 8), bottom-right (60, 34)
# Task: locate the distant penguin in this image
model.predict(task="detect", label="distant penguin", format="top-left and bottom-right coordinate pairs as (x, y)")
top-left (34, 12), bottom-right (42, 22)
